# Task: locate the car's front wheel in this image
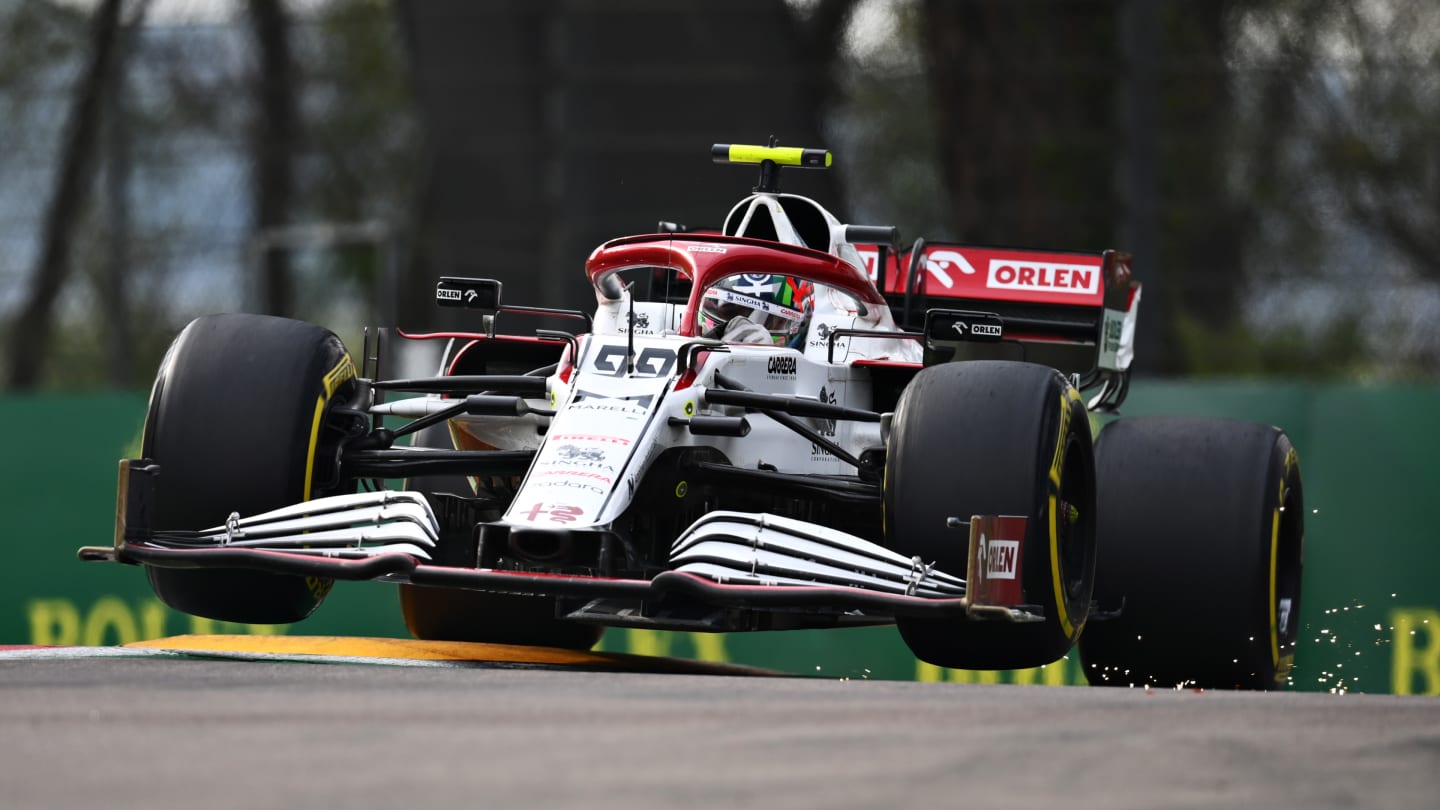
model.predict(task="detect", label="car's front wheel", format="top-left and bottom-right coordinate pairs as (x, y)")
top-left (884, 361), bottom-right (1097, 670)
top-left (142, 313), bottom-right (358, 624)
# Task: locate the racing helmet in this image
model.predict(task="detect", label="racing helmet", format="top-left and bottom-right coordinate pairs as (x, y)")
top-left (701, 274), bottom-right (813, 344)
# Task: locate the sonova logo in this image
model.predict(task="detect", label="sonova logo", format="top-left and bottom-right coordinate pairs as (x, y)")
top-left (986, 260), bottom-right (1101, 295)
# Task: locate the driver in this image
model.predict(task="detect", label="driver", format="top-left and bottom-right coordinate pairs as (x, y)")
top-left (700, 274), bottom-right (813, 346)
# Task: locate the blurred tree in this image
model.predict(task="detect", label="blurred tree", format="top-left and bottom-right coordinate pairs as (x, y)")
top-left (0, 1), bottom-right (84, 85)
top-left (6, 0), bottom-right (124, 390)
top-left (395, 0), bottom-right (854, 327)
top-left (99, 0), bottom-right (152, 388)
top-left (0, 1), bottom-right (425, 389)
top-left (1140, 1), bottom-right (1248, 375)
top-left (915, 0), bottom-right (1248, 374)
top-left (919, 0), bottom-right (1119, 250)
top-left (5, 0), bottom-right (1436, 388)
top-left (308, 1), bottom-right (419, 229)
top-left (1232, 0), bottom-right (1440, 376)
top-left (249, 0), bottom-right (298, 318)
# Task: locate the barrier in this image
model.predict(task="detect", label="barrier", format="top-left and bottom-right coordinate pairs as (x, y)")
top-left (2, 383), bottom-right (1436, 693)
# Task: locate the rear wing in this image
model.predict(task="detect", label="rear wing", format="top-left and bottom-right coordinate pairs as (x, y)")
top-left (855, 240), bottom-right (1141, 412)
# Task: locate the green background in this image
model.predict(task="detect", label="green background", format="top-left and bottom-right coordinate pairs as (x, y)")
top-left (3, 384), bottom-right (1437, 694)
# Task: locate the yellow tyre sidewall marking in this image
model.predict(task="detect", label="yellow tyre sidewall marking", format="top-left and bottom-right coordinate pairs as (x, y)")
top-left (304, 354), bottom-right (358, 500)
top-left (1047, 388), bottom-right (1083, 641)
top-left (1270, 445), bottom-right (1300, 681)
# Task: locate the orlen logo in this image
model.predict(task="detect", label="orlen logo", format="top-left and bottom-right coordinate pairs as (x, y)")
top-left (922, 249), bottom-right (979, 289)
top-left (983, 536), bottom-right (1020, 580)
top-left (987, 260), bottom-right (1101, 296)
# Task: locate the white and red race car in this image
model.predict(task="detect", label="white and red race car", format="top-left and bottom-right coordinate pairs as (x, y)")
top-left (85, 143), bottom-right (1304, 688)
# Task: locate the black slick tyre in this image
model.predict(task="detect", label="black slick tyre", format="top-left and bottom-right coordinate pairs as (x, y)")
top-left (399, 586), bottom-right (604, 650)
top-left (403, 422), bottom-right (473, 498)
top-left (1078, 417), bottom-right (1303, 690)
top-left (142, 313), bottom-right (358, 624)
top-left (396, 400), bottom-right (600, 649)
top-left (885, 361), bottom-right (1097, 670)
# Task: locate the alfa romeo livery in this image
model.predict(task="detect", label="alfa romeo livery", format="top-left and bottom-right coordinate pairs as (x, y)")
top-left (82, 141), bottom-right (1306, 689)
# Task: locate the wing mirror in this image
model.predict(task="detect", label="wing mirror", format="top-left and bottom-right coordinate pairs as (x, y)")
top-left (435, 277), bottom-right (502, 311)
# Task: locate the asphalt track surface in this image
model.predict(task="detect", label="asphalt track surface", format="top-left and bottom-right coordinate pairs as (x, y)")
top-left (3, 637), bottom-right (1438, 810)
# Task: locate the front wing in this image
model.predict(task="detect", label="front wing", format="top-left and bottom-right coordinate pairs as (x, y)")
top-left (82, 462), bottom-right (1044, 632)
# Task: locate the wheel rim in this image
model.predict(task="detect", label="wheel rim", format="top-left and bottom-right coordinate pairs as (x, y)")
top-left (1271, 472), bottom-right (1304, 685)
top-left (1056, 432), bottom-right (1096, 611)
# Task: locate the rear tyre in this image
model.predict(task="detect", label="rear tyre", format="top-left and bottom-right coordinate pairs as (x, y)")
top-left (400, 586), bottom-right (604, 650)
top-left (142, 313), bottom-right (358, 624)
top-left (1078, 417), bottom-right (1304, 690)
top-left (403, 421), bottom-right (476, 498)
top-left (885, 361), bottom-right (1096, 670)
top-left (397, 395), bottom-right (600, 649)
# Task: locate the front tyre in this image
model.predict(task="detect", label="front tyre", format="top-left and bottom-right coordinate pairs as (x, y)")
top-left (885, 361), bottom-right (1096, 670)
top-left (1079, 417), bottom-right (1304, 690)
top-left (142, 313), bottom-right (358, 624)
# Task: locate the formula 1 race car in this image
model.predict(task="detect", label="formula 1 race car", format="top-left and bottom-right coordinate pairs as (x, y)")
top-left (82, 142), bottom-right (1305, 689)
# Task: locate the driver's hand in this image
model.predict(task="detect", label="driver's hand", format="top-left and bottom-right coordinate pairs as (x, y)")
top-left (722, 316), bottom-right (771, 344)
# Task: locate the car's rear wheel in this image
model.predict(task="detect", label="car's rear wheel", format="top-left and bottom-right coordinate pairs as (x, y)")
top-left (1078, 417), bottom-right (1304, 689)
top-left (396, 376), bottom-right (600, 649)
top-left (142, 313), bottom-right (358, 624)
top-left (399, 585), bottom-right (604, 650)
top-left (885, 361), bottom-right (1097, 670)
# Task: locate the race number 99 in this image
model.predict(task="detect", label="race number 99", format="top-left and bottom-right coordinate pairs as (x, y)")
top-left (590, 345), bottom-right (677, 378)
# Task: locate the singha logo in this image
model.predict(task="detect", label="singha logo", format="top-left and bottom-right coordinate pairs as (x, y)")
top-left (813, 386), bottom-right (838, 437)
